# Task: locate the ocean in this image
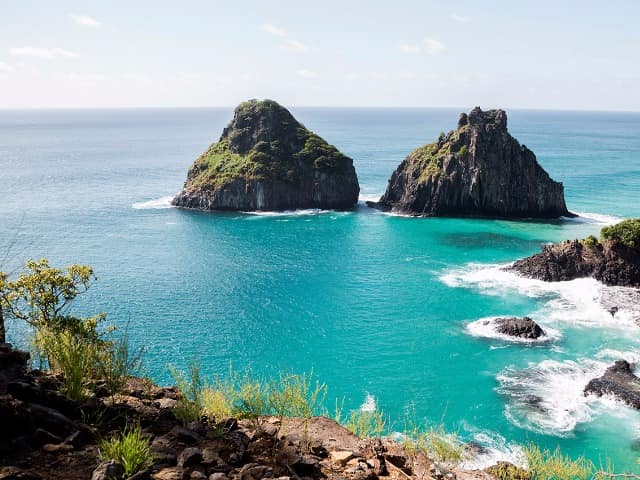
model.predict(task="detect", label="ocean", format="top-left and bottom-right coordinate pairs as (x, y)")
top-left (1, 107), bottom-right (639, 470)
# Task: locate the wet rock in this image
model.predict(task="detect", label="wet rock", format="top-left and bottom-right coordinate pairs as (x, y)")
top-left (493, 317), bottom-right (545, 339)
top-left (509, 236), bottom-right (640, 288)
top-left (584, 360), bottom-right (640, 409)
top-left (91, 460), bottom-right (125, 480)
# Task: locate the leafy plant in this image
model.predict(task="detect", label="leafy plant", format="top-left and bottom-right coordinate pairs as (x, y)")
top-left (601, 219), bottom-right (640, 251)
top-left (99, 425), bottom-right (153, 477)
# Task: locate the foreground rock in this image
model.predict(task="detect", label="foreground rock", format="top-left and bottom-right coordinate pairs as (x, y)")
top-left (584, 360), bottom-right (640, 409)
top-left (173, 99), bottom-right (360, 211)
top-left (509, 221), bottom-right (640, 287)
top-left (368, 107), bottom-right (572, 218)
top-left (493, 317), bottom-right (545, 339)
top-left (0, 344), bottom-right (498, 480)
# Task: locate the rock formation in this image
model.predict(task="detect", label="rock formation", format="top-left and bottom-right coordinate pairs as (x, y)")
top-left (173, 99), bottom-right (360, 211)
top-left (493, 317), bottom-right (545, 339)
top-left (509, 220), bottom-right (640, 287)
top-left (584, 360), bottom-right (640, 409)
top-left (368, 107), bottom-right (572, 218)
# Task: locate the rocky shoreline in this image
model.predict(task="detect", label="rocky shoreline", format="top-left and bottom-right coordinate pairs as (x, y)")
top-left (0, 344), bottom-right (498, 480)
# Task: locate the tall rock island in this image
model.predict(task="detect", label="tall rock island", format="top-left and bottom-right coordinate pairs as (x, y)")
top-left (173, 99), bottom-right (360, 211)
top-left (368, 107), bottom-right (572, 218)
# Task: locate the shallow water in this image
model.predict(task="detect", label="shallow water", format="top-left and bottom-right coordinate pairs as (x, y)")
top-left (1, 107), bottom-right (639, 470)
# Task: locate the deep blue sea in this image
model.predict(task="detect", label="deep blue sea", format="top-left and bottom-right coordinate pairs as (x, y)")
top-left (1, 107), bottom-right (640, 470)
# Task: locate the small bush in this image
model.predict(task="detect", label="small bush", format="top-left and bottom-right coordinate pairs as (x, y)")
top-left (169, 360), bottom-right (204, 424)
top-left (401, 415), bottom-right (468, 465)
top-left (268, 371), bottom-right (327, 419)
top-left (486, 461), bottom-right (530, 480)
top-left (99, 425), bottom-right (153, 477)
top-left (600, 219), bottom-right (640, 251)
top-left (524, 444), bottom-right (593, 480)
top-left (582, 235), bottom-right (599, 248)
top-left (99, 329), bottom-right (144, 396)
top-left (344, 409), bottom-right (387, 438)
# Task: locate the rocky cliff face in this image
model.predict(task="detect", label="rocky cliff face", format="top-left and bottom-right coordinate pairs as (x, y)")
top-left (173, 100), bottom-right (360, 211)
top-left (368, 107), bottom-right (572, 218)
top-left (509, 238), bottom-right (640, 288)
top-left (584, 360), bottom-right (640, 410)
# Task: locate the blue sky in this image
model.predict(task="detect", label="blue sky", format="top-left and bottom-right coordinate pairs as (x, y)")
top-left (1, 0), bottom-right (639, 110)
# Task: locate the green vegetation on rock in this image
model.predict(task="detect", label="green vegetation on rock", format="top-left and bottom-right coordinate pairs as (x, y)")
top-left (601, 218), bottom-right (640, 250)
top-left (99, 425), bottom-right (153, 477)
top-left (184, 99), bottom-right (351, 190)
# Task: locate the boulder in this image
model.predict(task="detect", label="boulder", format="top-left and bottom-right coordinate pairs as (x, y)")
top-left (173, 99), bottom-right (360, 211)
top-left (91, 460), bottom-right (125, 480)
top-left (493, 317), bottom-right (545, 339)
top-left (369, 107), bottom-right (572, 218)
top-left (584, 360), bottom-right (640, 409)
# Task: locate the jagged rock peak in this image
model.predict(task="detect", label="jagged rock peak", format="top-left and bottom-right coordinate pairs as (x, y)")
top-left (368, 106), bottom-right (572, 219)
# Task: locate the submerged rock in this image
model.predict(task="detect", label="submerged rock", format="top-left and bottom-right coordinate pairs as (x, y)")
top-left (493, 317), bottom-right (545, 339)
top-left (584, 360), bottom-right (640, 409)
top-left (509, 221), bottom-right (640, 287)
top-left (173, 99), bottom-right (360, 211)
top-left (368, 107), bottom-right (572, 218)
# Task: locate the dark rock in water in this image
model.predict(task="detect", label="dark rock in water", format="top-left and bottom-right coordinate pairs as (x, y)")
top-left (173, 99), bottom-right (360, 211)
top-left (609, 306), bottom-right (619, 317)
top-left (493, 317), bottom-right (545, 339)
top-left (368, 107), bottom-right (572, 218)
top-left (509, 236), bottom-right (640, 288)
top-left (584, 360), bottom-right (640, 409)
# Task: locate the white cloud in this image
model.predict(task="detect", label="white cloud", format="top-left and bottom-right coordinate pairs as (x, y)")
top-left (399, 39), bottom-right (445, 55)
top-left (285, 39), bottom-right (309, 52)
top-left (423, 38), bottom-right (445, 54)
top-left (451, 13), bottom-right (470, 23)
top-left (262, 24), bottom-right (286, 37)
top-left (70, 14), bottom-right (101, 28)
top-left (8, 47), bottom-right (79, 59)
top-left (399, 44), bottom-right (421, 54)
top-left (0, 62), bottom-right (14, 73)
top-left (344, 72), bottom-right (360, 80)
top-left (296, 69), bottom-right (318, 78)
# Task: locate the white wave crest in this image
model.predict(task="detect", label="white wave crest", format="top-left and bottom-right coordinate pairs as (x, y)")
top-left (564, 211), bottom-right (623, 226)
top-left (467, 316), bottom-right (561, 343)
top-left (244, 208), bottom-right (334, 217)
top-left (460, 430), bottom-right (525, 470)
top-left (441, 264), bottom-right (640, 328)
top-left (132, 195), bottom-right (175, 210)
top-left (360, 393), bottom-right (377, 412)
top-left (497, 358), bottom-right (606, 436)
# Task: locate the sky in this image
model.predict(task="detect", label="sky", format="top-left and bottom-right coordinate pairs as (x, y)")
top-left (1, 0), bottom-right (639, 110)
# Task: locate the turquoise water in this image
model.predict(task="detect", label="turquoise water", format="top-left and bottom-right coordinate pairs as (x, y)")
top-left (1, 108), bottom-right (640, 470)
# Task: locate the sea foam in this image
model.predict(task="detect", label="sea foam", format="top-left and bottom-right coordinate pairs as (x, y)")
top-left (132, 195), bottom-right (175, 209)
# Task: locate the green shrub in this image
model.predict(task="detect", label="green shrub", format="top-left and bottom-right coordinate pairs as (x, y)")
top-left (344, 409), bottom-right (387, 438)
top-left (268, 371), bottom-right (327, 419)
top-left (457, 145), bottom-right (469, 157)
top-left (582, 235), bottom-right (599, 248)
top-left (36, 326), bottom-right (101, 401)
top-left (524, 444), bottom-right (593, 480)
top-left (486, 461), bottom-right (530, 480)
top-left (401, 414), bottom-right (468, 465)
top-left (99, 425), bottom-right (153, 477)
top-left (169, 360), bottom-right (204, 424)
top-left (600, 219), bottom-right (640, 250)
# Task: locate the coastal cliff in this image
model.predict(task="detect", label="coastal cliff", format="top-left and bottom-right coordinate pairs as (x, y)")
top-left (509, 219), bottom-right (640, 287)
top-left (172, 100), bottom-right (360, 211)
top-left (368, 107), bottom-right (572, 218)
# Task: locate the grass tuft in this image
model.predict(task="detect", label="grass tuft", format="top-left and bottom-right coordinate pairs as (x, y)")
top-left (99, 425), bottom-right (153, 477)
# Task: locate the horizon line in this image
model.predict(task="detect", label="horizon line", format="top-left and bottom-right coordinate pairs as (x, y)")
top-left (0, 105), bottom-right (639, 114)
